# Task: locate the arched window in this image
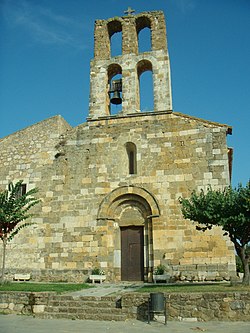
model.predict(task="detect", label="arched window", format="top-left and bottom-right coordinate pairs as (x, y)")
top-left (108, 20), bottom-right (122, 57)
top-left (137, 60), bottom-right (154, 112)
top-left (136, 16), bottom-right (152, 53)
top-left (108, 64), bottom-right (122, 115)
top-left (126, 142), bottom-right (137, 174)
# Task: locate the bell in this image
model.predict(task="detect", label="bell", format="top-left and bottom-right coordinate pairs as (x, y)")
top-left (110, 90), bottom-right (122, 105)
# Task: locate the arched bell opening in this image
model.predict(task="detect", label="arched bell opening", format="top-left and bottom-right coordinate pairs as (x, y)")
top-left (107, 63), bottom-right (122, 115)
top-left (136, 16), bottom-right (152, 53)
top-left (108, 20), bottom-right (123, 58)
top-left (137, 59), bottom-right (154, 112)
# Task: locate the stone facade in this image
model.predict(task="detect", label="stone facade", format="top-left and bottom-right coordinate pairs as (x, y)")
top-left (0, 10), bottom-right (235, 282)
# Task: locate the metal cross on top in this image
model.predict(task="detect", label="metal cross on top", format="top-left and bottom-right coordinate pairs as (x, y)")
top-left (124, 6), bottom-right (135, 15)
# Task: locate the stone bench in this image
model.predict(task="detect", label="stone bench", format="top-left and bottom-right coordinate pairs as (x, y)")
top-left (89, 274), bottom-right (106, 284)
top-left (14, 274), bottom-right (31, 281)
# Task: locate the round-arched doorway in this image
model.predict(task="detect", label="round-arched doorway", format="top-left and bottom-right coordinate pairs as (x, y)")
top-left (97, 186), bottom-right (160, 281)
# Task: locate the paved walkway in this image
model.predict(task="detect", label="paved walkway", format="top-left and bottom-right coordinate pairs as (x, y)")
top-left (1, 284), bottom-right (249, 332)
top-left (0, 315), bottom-right (250, 333)
top-left (67, 282), bottom-right (141, 297)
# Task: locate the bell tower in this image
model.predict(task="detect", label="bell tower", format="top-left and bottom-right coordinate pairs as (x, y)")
top-left (88, 10), bottom-right (172, 119)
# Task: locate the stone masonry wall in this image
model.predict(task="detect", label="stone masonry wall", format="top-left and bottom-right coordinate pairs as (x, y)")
top-left (0, 110), bottom-right (235, 282)
top-left (122, 292), bottom-right (250, 321)
top-left (89, 10), bottom-right (172, 118)
top-left (89, 50), bottom-right (172, 118)
top-left (0, 291), bottom-right (249, 321)
top-left (0, 115), bottom-right (71, 187)
top-left (0, 116), bottom-right (72, 279)
top-left (0, 8), bottom-right (235, 283)
top-left (94, 11), bottom-right (167, 60)
top-left (1, 112), bottom-right (235, 281)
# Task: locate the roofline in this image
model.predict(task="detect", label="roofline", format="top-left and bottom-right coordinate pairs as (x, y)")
top-left (0, 115), bottom-right (71, 142)
top-left (87, 109), bottom-right (233, 135)
top-left (172, 111), bottom-right (232, 135)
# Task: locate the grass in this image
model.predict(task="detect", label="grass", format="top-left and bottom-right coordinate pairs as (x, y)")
top-left (136, 283), bottom-right (250, 293)
top-left (0, 282), bottom-right (249, 294)
top-left (0, 282), bottom-right (92, 293)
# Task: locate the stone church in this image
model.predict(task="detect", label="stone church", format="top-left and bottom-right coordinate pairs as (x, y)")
top-left (0, 10), bottom-right (236, 282)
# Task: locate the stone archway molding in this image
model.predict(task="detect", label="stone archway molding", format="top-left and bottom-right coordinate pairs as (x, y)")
top-left (97, 185), bottom-right (160, 220)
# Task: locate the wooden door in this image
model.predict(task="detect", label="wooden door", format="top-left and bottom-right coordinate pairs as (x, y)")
top-left (121, 226), bottom-right (144, 281)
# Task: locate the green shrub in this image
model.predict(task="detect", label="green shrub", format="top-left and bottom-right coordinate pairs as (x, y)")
top-left (154, 264), bottom-right (166, 275)
top-left (91, 267), bottom-right (105, 275)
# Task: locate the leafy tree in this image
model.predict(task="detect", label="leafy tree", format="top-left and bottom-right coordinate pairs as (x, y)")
top-left (179, 182), bottom-right (250, 285)
top-left (0, 181), bottom-right (40, 282)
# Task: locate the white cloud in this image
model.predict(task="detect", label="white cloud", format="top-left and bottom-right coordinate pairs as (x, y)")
top-left (2, 0), bottom-right (87, 50)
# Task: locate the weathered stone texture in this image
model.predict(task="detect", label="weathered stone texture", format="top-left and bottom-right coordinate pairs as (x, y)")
top-left (1, 291), bottom-right (249, 321)
top-left (0, 110), bottom-right (234, 282)
top-left (122, 292), bottom-right (250, 321)
top-left (89, 11), bottom-right (172, 118)
top-left (94, 11), bottom-right (167, 60)
top-left (0, 10), bottom-right (235, 282)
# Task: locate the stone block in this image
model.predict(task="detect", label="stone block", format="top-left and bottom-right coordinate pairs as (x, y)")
top-left (8, 303), bottom-right (15, 310)
top-left (14, 303), bottom-right (25, 312)
top-left (33, 305), bottom-right (45, 314)
top-left (0, 303), bottom-right (8, 309)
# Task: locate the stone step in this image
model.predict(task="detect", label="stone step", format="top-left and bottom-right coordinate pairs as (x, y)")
top-left (48, 295), bottom-right (118, 300)
top-left (47, 299), bottom-right (119, 308)
top-left (37, 311), bottom-right (127, 321)
top-left (34, 294), bottom-right (128, 321)
top-left (45, 306), bottom-right (124, 315)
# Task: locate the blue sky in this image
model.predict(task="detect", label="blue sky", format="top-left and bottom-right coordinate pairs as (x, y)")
top-left (0, 0), bottom-right (249, 187)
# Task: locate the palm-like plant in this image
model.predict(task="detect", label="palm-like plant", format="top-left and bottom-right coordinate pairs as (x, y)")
top-left (0, 181), bottom-right (40, 282)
